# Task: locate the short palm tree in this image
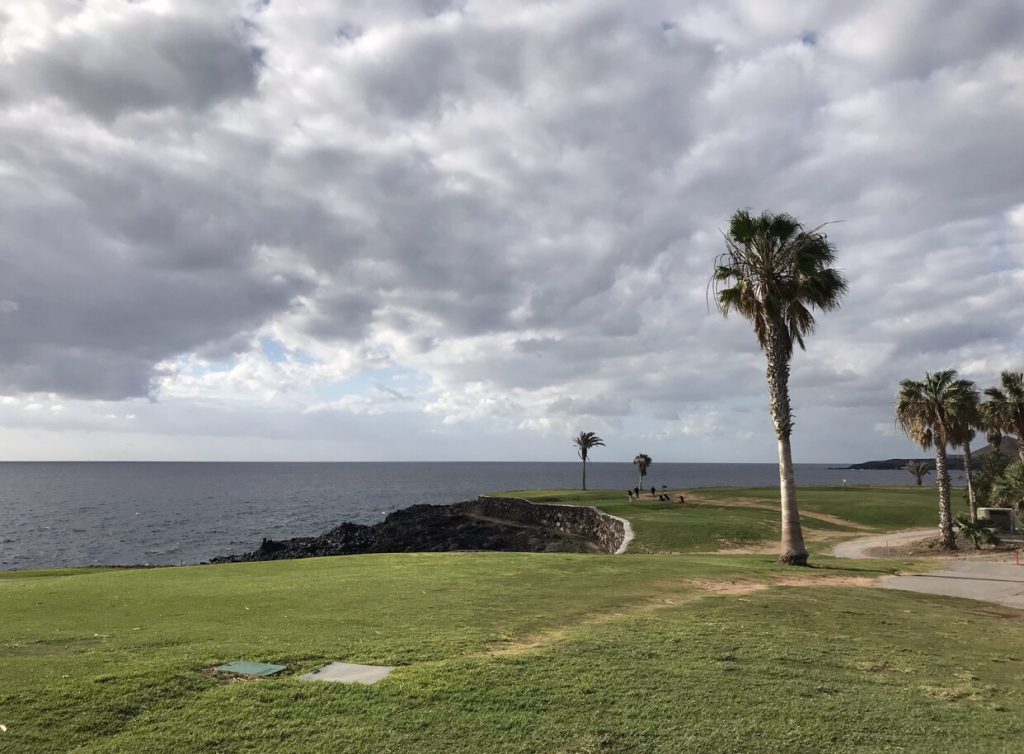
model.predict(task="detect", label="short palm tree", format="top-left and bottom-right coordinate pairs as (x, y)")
top-left (954, 514), bottom-right (1000, 550)
top-left (633, 453), bottom-right (652, 490)
top-left (572, 431), bottom-right (605, 490)
top-left (991, 462), bottom-right (1024, 511)
top-left (904, 460), bottom-right (932, 486)
top-left (896, 370), bottom-right (978, 549)
top-left (712, 209), bottom-right (847, 565)
top-left (984, 370), bottom-right (1024, 464)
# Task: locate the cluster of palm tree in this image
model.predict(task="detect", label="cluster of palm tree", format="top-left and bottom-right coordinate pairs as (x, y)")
top-left (896, 369), bottom-right (1024, 549)
top-left (569, 435), bottom-right (654, 495)
top-left (571, 209), bottom-right (1019, 566)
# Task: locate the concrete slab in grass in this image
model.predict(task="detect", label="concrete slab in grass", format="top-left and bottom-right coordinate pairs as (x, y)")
top-left (215, 661), bottom-right (286, 677)
top-left (301, 662), bottom-right (395, 684)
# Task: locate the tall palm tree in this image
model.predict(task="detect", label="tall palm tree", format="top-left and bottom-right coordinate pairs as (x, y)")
top-left (896, 370), bottom-right (978, 549)
top-left (978, 400), bottom-right (1004, 453)
top-left (572, 431), bottom-right (605, 490)
top-left (712, 209), bottom-right (847, 565)
top-left (947, 386), bottom-right (982, 522)
top-left (904, 460), bottom-right (932, 486)
top-left (984, 370), bottom-right (1024, 464)
top-left (633, 453), bottom-right (652, 490)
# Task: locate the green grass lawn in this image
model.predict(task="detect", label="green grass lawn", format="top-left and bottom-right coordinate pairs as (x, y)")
top-left (692, 486), bottom-right (969, 530)
top-left (1, 487), bottom-right (1017, 753)
top-left (507, 487), bottom-right (953, 554)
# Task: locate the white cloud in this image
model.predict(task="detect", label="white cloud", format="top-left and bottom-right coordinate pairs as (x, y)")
top-left (1, 0), bottom-right (1022, 461)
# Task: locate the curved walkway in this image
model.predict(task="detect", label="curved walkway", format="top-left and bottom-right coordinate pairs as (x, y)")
top-left (831, 529), bottom-right (934, 559)
top-left (833, 529), bottom-right (1024, 610)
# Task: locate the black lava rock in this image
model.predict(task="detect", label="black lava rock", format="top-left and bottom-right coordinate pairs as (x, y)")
top-left (210, 502), bottom-right (591, 563)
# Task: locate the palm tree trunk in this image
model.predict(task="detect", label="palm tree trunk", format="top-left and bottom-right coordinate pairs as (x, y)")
top-left (638, 471), bottom-right (643, 490)
top-left (581, 458), bottom-right (587, 490)
top-left (765, 330), bottom-right (808, 566)
top-left (963, 442), bottom-right (977, 522)
top-left (934, 444), bottom-right (956, 549)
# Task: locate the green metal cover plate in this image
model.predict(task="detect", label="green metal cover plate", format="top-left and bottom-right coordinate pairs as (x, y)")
top-left (215, 661), bottom-right (286, 676)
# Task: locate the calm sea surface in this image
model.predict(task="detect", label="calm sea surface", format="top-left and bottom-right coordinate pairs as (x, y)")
top-left (0, 462), bottom-right (931, 570)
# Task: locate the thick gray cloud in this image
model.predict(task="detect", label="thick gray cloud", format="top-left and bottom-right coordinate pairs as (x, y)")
top-left (1, 7), bottom-right (260, 119)
top-left (0, 0), bottom-right (1022, 460)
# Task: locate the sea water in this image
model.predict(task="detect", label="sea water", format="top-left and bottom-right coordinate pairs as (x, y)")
top-left (0, 461), bottom-right (929, 570)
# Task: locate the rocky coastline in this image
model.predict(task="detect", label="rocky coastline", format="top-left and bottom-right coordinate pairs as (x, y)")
top-left (210, 496), bottom-right (631, 563)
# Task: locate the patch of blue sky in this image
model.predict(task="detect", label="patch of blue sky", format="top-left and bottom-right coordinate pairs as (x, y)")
top-left (316, 366), bottom-right (430, 402)
top-left (259, 336), bottom-right (316, 365)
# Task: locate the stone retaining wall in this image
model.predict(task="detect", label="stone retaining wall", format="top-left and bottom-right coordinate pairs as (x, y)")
top-left (460, 496), bottom-right (633, 554)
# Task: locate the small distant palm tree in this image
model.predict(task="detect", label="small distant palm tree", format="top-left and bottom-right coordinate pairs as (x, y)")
top-left (572, 431), bottom-right (605, 490)
top-left (984, 370), bottom-right (1024, 464)
top-left (954, 514), bottom-right (1000, 550)
top-left (633, 453), bottom-right (652, 490)
top-left (904, 460), bottom-right (932, 486)
top-left (896, 370), bottom-right (978, 549)
top-left (991, 462), bottom-right (1024, 512)
top-left (712, 209), bottom-right (848, 565)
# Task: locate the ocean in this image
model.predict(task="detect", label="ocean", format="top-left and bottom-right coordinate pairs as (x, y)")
top-left (0, 461), bottom-right (939, 570)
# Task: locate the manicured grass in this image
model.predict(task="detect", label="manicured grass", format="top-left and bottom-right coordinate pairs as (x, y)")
top-left (507, 489), bottom-right (859, 554)
top-left (693, 486), bottom-right (968, 530)
top-left (1, 487), bottom-right (1017, 753)
top-left (1, 551), bottom-right (1022, 753)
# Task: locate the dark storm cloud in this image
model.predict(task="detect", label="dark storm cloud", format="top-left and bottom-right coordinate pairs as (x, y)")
top-left (1, 10), bottom-right (260, 120)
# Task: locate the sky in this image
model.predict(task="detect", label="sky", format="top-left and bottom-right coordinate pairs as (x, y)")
top-left (0, 0), bottom-right (1022, 463)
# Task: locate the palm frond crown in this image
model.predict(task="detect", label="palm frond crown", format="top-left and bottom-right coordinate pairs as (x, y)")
top-left (572, 431), bottom-right (605, 462)
top-left (984, 370), bottom-right (1024, 442)
top-left (712, 209), bottom-right (848, 359)
top-left (896, 370), bottom-right (978, 450)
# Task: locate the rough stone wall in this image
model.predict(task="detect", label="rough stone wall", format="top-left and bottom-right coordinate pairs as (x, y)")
top-left (463, 496), bottom-right (631, 554)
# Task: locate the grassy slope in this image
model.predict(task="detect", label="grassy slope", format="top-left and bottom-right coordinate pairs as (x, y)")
top-left (509, 486), bottom-right (960, 553)
top-left (693, 486), bottom-right (968, 530)
top-left (1, 487), bottom-right (1018, 753)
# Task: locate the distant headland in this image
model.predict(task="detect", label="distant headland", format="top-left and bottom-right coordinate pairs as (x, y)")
top-left (835, 437), bottom-right (1019, 471)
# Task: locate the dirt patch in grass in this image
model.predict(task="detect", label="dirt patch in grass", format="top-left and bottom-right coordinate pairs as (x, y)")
top-left (690, 574), bottom-right (878, 593)
top-left (682, 492), bottom-right (877, 531)
top-left (774, 575), bottom-right (879, 589)
top-left (710, 528), bottom-right (848, 555)
top-left (487, 574), bottom-right (880, 657)
top-left (863, 538), bottom-right (1023, 561)
top-left (689, 580), bottom-right (769, 595)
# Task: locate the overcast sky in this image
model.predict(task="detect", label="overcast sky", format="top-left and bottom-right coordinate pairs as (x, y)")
top-left (0, 0), bottom-right (1021, 463)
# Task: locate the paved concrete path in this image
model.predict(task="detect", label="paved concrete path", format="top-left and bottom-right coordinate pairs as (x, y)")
top-left (833, 529), bottom-right (1024, 610)
top-left (879, 560), bottom-right (1024, 610)
top-left (831, 528), bottom-right (935, 560)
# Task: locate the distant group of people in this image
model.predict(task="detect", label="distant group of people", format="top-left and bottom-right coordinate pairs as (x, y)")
top-left (626, 486), bottom-right (685, 505)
